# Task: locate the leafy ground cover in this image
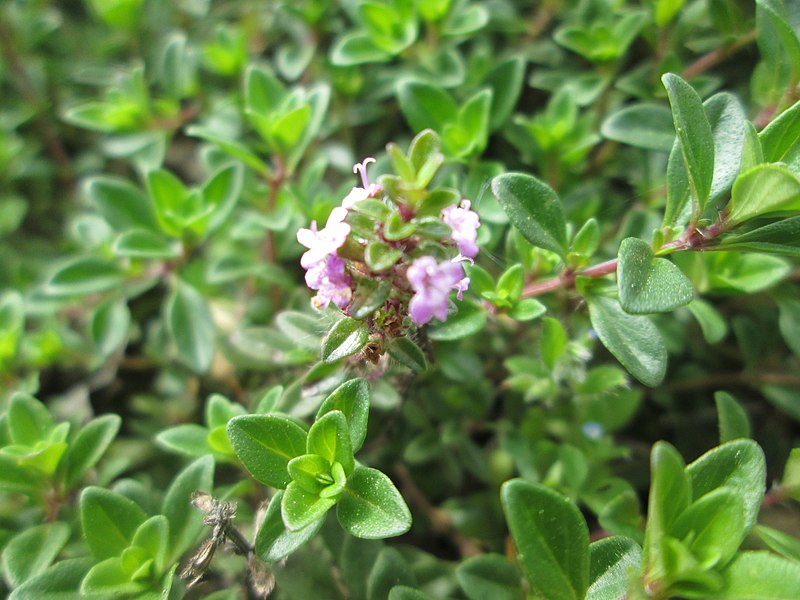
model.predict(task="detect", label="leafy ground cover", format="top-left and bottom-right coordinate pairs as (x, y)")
top-left (2, 1), bottom-right (800, 598)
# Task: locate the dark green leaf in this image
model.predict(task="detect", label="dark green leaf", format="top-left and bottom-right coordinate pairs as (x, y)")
top-left (587, 296), bottom-right (667, 387)
top-left (351, 279), bottom-right (392, 319)
top-left (365, 242), bottom-right (403, 272)
top-left (227, 414), bottom-right (307, 488)
top-left (760, 98), bottom-right (800, 169)
top-left (89, 300), bottom-right (131, 358)
top-left (367, 547), bottom-right (415, 600)
top-left (492, 173), bottom-right (568, 258)
top-left (321, 317), bottom-right (369, 363)
top-left (162, 455), bottom-right (214, 561)
top-left (601, 104), bottom-right (675, 151)
top-left (397, 80), bottom-right (457, 132)
top-left (165, 278), bottom-right (215, 373)
top-left (428, 301), bottom-right (486, 341)
top-left (456, 553), bottom-right (521, 600)
top-left (501, 479), bottom-right (589, 600)
top-left (662, 73), bottom-right (715, 212)
top-left (687, 299), bottom-right (728, 344)
top-left (45, 257), bottom-right (124, 297)
top-left (387, 337), bottom-right (427, 373)
top-left (484, 57), bottom-right (525, 131)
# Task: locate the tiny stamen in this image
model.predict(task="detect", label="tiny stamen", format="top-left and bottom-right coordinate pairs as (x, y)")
top-left (353, 157), bottom-right (376, 188)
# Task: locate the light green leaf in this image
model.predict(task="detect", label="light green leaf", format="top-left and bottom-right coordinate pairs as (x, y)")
top-left (727, 164), bottom-right (800, 225)
top-left (714, 551), bottom-right (800, 599)
top-left (307, 411), bottom-right (354, 476)
top-left (715, 391), bottom-right (751, 442)
top-left (587, 536), bottom-right (642, 600)
top-left (165, 278), bottom-right (215, 373)
top-left (64, 414), bottom-right (121, 489)
top-left (80, 487), bottom-right (147, 560)
top-left (1, 523), bottom-right (71, 588)
top-left (601, 104), bottom-right (675, 151)
top-left (617, 237), bottom-right (693, 313)
top-left (255, 490), bottom-right (325, 562)
top-left (162, 455), bottom-right (214, 561)
top-left (316, 378), bottom-right (370, 453)
top-left (282, 481), bottom-right (336, 531)
top-left (337, 466), bottom-right (412, 539)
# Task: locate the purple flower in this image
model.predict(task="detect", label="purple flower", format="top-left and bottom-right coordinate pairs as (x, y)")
top-left (296, 207), bottom-right (350, 269)
top-left (441, 200), bottom-right (480, 259)
top-left (407, 256), bottom-right (469, 324)
top-left (341, 157), bottom-right (383, 209)
top-left (305, 255), bottom-right (353, 309)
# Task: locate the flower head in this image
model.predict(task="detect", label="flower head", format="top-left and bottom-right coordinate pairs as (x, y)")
top-left (296, 207), bottom-right (350, 269)
top-left (305, 255), bottom-right (353, 309)
top-left (441, 200), bottom-right (480, 259)
top-left (407, 256), bottom-right (469, 324)
top-left (342, 157), bottom-right (383, 209)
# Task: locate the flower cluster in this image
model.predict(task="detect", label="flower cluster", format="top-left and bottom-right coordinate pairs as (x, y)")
top-left (297, 150), bottom-right (481, 355)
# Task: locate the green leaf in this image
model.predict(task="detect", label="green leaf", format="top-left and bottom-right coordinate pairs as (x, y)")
top-left (45, 257), bottom-right (124, 297)
top-left (155, 424), bottom-right (211, 457)
top-left (383, 213), bottom-right (416, 240)
top-left (90, 300), bottom-right (131, 358)
top-left (501, 479), bottom-right (589, 600)
top-left (587, 296), bottom-right (667, 387)
top-left (397, 80), bottom-right (458, 133)
top-left (316, 378), bottom-right (370, 453)
top-left (365, 242), bottom-right (403, 272)
top-left (351, 279), bottom-right (392, 319)
top-left (7, 557), bottom-right (92, 600)
top-left (368, 547), bottom-right (416, 600)
top-left (671, 487), bottom-right (746, 568)
top-left (255, 490), bottom-right (324, 562)
top-left (455, 553), bottom-right (521, 600)
top-left (662, 73), bottom-right (715, 213)
top-left (642, 442), bottom-right (691, 580)
top-left (321, 317), bottom-right (368, 363)
top-left (337, 466), bottom-right (412, 539)
top-left (162, 455), bottom-right (214, 561)
top-left (756, 0), bottom-right (800, 82)
top-left (714, 551), bottom-right (800, 599)
top-left (244, 64), bottom-right (285, 116)
top-left (307, 411), bottom-right (354, 476)
top-left (428, 301), bottom-right (487, 341)
top-left (445, 4), bottom-right (489, 36)
top-left (687, 298), bottom-right (728, 344)
top-left (288, 454), bottom-right (330, 493)
top-left (132, 515), bottom-right (169, 573)
top-left (185, 125), bottom-right (270, 175)
top-left (705, 92), bottom-right (747, 203)
top-left (756, 525), bottom-right (800, 562)
top-left (282, 481), bottom-right (336, 531)
top-left (726, 164), bottom-right (800, 225)
top-left (484, 57), bottom-right (525, 131)
top-left (617, 238), bottom-right (693, 313)
top-left (541, 317), bottom-right (568, 370)
top-left (146, 168), bottom-right (189, 236)
top-left (227, 414), bottom-right (307, 489)
top-left (80, 556), bottom-right (141, 595)
top-left (165, 278), bottom-right (215, 373)
top-left (760, 98), bottom-right (800, 169)
top-left (330, 32), bottom-right (393, 66)
top-left (587, 536), bottom-right (642, 600)
top-left (7, 392), bottom-right (53, 445)
top-left (64, 414), bottom-right (121, 489)
top-left (720, 215), bottom-right (800, 256)
top-left (1, 522), bottom-right (71, 588)
top-left (388, 586), bottom-right (433, 600)
top-left (80, 486), bottom-right (147, 560)
top-left (510, 298), bottom-right (547, 321)
top-left (492, 173), bottom-right (568, 258)
top-left (85, 176), bottom-right (158, 231)
top-left (685, 438), bottom-right (766, 532)
top-left (387, 336), bottom-right (427, 373)
top-left (601, 104), bottom-right (675, 151)
top-left (715, 391), bottom-right (751, 442)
